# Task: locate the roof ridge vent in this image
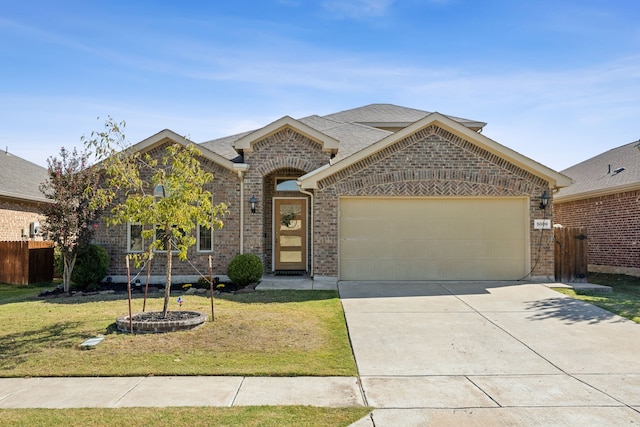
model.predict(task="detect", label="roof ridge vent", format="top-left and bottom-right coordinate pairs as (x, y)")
top-left (612, 167), bottom-right (625, 175)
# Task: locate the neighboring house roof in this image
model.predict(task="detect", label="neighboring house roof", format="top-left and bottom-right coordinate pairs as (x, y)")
top-left (0, 150), bottom-right (49, 203)
top-left (555, 140), bottom-right (640, 202)
top-left (299, 112), bottom-right (572, 190)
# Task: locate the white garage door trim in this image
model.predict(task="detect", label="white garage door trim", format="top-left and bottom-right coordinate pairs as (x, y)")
top-left (339, 197), bottom-right (530, 281)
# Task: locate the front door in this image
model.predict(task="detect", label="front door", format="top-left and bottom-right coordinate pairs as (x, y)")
top-left (274, 198), bottom-right (307, 271)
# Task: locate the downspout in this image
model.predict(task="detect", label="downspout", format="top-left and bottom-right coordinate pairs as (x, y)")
top-left (297, 183), bottom-right (314, 278)
top-left (238, 170), bottom-right (245, 255)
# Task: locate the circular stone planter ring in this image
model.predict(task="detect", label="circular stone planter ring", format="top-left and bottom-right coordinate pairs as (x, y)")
top-left (116, 311), bottom-right (208, 333)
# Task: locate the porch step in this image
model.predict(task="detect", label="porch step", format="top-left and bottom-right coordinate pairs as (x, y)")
top-left (274, 270), bottom-right (305, 276)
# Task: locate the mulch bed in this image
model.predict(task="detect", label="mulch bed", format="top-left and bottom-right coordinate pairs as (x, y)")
top-left (131, 311), bottom-right (202, 322)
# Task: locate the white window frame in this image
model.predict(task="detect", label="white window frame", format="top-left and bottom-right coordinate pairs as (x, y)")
top-left (127, 223), bottom-right (144, 253)
top-left (197, 224), bottom-right (214, 253)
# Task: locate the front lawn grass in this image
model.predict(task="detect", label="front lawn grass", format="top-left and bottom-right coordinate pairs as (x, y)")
top-left (554, 273), bottom-right (640, 323)
top-left (0, 282), bottom-right (55, 304)
top-left (0, 406), bottom-right (372, 427)
top-left (0, 287), bottom-right (357, 377)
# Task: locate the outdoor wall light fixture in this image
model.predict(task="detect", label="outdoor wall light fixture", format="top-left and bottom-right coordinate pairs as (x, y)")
top-left (539, 191), bottom-right (549, 209)
top-left (249, 196), bottom-right (258, 214)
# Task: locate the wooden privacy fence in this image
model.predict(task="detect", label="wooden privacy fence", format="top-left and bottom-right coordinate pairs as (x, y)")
top-left (554, 227), bottom-right (588, 283)
top-left (0, 241), bottom-right (55, 285)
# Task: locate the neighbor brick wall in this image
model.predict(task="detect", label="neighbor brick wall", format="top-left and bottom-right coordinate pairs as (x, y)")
top-left (555, 190), bottom-right (640, 270)
top-left (313, 125), bottom-right (554, 278)
top-left (0, 198), bottom-right (45, 241)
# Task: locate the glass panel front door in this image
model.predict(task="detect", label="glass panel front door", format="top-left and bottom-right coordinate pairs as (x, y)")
top-left (274, 198), bottom-right (306, 271)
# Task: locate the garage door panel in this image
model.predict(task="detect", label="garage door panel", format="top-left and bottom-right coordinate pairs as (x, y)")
top-left (339, 198), bottom-right (528, 281)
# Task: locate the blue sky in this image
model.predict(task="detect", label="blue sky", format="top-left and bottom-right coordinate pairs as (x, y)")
top-left (1, 0), bottom-right (639, 171)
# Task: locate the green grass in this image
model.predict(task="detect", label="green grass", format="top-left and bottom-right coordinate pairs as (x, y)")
top-left (0, 282), bottom-right (55, 304)
top-left (0, 407), bottom-right (372, 427)
top-left (554, 273), bottom-right (640, 323)
top-left (0, 286), bottom-right (357, 377)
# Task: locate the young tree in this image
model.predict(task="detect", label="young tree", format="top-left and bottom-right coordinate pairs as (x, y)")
top-left (87, 118), bottom-right (227, 317)
top-left (39, 147), bottom-right (102, 293)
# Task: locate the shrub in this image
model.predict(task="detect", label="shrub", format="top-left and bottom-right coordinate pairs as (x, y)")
top-left (196, 276), bottom-right (211, 289)
top-left (227, 254), bottom-right (263, 288)
top-left (71, 244), bottom-right (110, 290)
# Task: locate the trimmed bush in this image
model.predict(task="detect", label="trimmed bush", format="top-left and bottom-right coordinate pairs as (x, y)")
top-left (71, 244), bottom-right (110, 290)
top-left (227, 254), bottom-right (263, 288)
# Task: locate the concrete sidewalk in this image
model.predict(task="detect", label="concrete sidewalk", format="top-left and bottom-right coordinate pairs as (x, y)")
top-left (340, 281), bottom-right (640, 426)
top-left (0, 376), bottom-right (364, 408)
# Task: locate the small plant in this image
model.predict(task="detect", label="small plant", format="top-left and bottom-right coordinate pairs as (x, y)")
top-left (227, 254), bottom-right (263, 288)
top-left (196, 276), bottom-right (211, 289)
top-left (71, 244), bottom-right (110, 290)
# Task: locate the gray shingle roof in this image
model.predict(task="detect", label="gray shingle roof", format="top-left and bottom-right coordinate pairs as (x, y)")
top-left (0, 151), bottom-right (49, 202)
top-left (556, 141), bottom-right (640, 200)
top-left (298, 115), bottom-right (391, 161)
top-left (323, 103), bottom-right (486, 130)
top-left (200, 130), bottom-right (253, 161)
top-left (197, 104), bottom-right (484, 162)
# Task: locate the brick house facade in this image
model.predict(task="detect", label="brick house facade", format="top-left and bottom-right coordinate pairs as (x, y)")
top-left (0, 151), bottom-right (49, 242)
top-left (554, 141), bottom-right (640, 277)
top-left (0, 198), bottom-right (45, 241)
top-left (97, 104), bottom-right (571, 284)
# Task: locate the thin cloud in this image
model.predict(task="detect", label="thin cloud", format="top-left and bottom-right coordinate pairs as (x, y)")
top-left (321, 0), bottom-right (395, 19)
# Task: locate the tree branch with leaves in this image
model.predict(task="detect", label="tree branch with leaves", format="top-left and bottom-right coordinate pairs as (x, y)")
top-left (86, 118), bottom-right (227, 317)
top-left (39, 147), bottom-right (102, 293)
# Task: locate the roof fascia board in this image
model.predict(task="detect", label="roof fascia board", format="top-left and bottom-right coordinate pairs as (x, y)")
top-left (555, 182), bottom-right (640, 203)
top-left (133, 129), bottom-right (237, 172)
top-left (233, 116), bottom-right (339, 153)
top-left (0, 191), bottom-right (50, 204)
top-left (300, 112), bottom-right (572, 189)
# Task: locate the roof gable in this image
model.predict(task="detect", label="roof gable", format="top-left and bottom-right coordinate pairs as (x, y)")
top-left (556, 141), bottom-right (640, 202)
top-left (133, 129), bottom-right (241, 172)
top-left (233, 116), bottom-right (339, 153)
top-left (299, 112), bottom-right (572, 190)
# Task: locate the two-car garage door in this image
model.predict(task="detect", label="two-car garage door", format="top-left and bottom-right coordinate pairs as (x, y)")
top-left (339, 197), bottom-right (529, 281)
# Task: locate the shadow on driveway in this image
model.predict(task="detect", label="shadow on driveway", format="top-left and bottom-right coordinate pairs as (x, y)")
top-left (525, 296), bottom-right (624, 324)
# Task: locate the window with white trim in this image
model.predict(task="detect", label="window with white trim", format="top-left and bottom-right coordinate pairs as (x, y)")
top-left (127, 223), bottom-right (144, 253)
top-left (197, 224), bottom-right (213, 252)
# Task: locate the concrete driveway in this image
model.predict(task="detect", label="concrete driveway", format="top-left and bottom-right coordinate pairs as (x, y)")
top-left (340, 281), bottom-right (640, 426)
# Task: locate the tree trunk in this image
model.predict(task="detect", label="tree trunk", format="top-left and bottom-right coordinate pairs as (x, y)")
top-left (62, 252), bottom-right (77, 293)
top-left (162, 225), bottom-right (172, 318)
